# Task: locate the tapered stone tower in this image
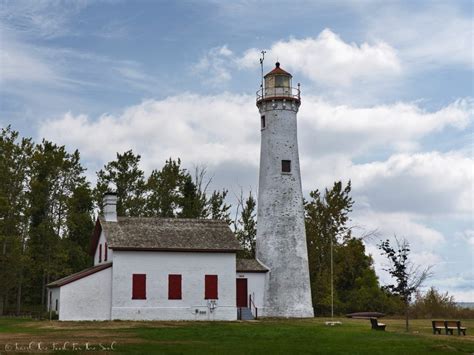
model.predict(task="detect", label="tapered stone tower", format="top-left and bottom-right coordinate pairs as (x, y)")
top-left (255, 62), bottom-right (313, 317)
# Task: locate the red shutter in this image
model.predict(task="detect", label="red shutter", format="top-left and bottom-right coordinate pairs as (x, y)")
top-left (168, 274), bottom-right (182, 299)
top-left (132, 274), bottom-right (146, 299)
top-left (104, 242), bottom-right (108, 261)
top-left (99, 244), bottom-right (102, 262)
top-left (205, 275), bottom-right (218, 299)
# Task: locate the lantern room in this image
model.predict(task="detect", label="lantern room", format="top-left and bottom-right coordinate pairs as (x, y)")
top-left (265, 62), bottom-right (291, 89)
top-left (257, 62), bottom-right (300, 104)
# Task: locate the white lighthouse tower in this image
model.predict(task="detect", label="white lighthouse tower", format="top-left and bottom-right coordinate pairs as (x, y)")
top-left (255, 62), bottom-right (314, 318)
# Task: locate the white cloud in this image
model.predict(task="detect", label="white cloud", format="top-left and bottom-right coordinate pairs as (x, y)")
top-left (366, 3), bottom-right (473, 69)
top-left (458, 229), bottom-right (474, 247)
top-left (353, 152), bottom-right (473, 215)
top-left (238, 29), bottom-right (401, 86)
top-left (299, 97), bottom-right (472, 156)
top-left (193, 45), bottom-right (235, 86)
top-left (303, 150), bottom-right (473, 216)
top-left (40, 94), bottom-right (473, 219)
top-left (0, 34), bottom-right (60, 84)
top-left (353, 211), bottom-right (445, 249)
top-left (39, 93), bottom-right (259, 173)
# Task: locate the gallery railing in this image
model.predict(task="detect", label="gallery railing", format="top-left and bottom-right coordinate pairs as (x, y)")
top-left (256, 86), bottom-right (300, 103)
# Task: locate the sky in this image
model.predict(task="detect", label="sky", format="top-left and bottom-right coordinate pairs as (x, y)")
top-left (0, 0), bottom-right (472, 301)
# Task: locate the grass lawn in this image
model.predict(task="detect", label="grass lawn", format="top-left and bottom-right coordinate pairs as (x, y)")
top-left (0, 317), bottom-right (473, 354)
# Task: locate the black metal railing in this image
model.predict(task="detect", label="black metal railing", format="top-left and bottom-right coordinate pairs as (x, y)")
top-left (256, 86), bottom-right (300, 103)
top-left (249, 294), bottom-right (258, 319)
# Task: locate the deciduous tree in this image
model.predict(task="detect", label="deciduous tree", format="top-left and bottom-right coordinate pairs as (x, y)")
top-left (378, 237), bottom-right (432, 331)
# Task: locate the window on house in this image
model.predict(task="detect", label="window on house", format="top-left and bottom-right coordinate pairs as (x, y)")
top-left (282, 160), bottom-right (291, 173)
top-left (205, 275), bottom-right (218, 299)
top-left (132, 274), bottom-right (146, 299)
top-left (261, 115), bottom-right (266, 129)
top-left (104, 242), bottom-right (108, 262)
top-left (99, 244), bottom-right (102, 262)
top-left (168, 274), bottom-right (182, 300)
top-left (55, 299), bottom-right (58, 312)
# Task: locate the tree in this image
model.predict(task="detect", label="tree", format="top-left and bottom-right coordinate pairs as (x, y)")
top-left (334, 238), bottom-right (395, 314)
top-left (0, 126), bottom-right (33, 314)
top-left (28, 140), bottom-right (87, 309)
top-left (234, 191), bottom-right (257, 258)
top-left (305, 181), bottom-right (354, 314)
top-left (411, 287), bottom-right (458, 319)
top-left (146, 158), bottom-right (185, 217)
top-left (208, 189), bottom-right (232, 225)
top-left (178, 173), bottom-right (207, 219)
top-left (65, 182), bottom-right (95, 272)
top-left (95, 150), bottom-right (146, 217)
top-left (378, 237), bottom-right (432, 331)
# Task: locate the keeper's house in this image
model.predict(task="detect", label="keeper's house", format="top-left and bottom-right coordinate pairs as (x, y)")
top-left (47, 193), bottom-right (267, 321)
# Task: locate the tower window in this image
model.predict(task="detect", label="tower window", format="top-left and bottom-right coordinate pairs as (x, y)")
top-left (282, 160), bottom-right (291, 173)
top-left (261, 115), bottom-right (266, 129)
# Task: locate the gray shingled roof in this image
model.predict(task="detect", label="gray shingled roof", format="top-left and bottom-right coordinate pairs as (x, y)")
top-left (47, 262), bottom-right (112, 288)
top-left (236, 258), bottom-right (269, 273)
top-left (100, 217), bottom-right (241, 252)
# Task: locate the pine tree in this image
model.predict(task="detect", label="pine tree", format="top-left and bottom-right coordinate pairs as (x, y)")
top-left (65, 183), bottom-right (94, 272)
top-left (235, 192), bottom-right (257, 258)
top-left (95, 150), bottom-right (146, 217)
top-left (0, 126), bottom-right (33, 314)
top-left (28, 140), bottom-right (86, 309)
top-left (208, 189), bottom-right (232, 225)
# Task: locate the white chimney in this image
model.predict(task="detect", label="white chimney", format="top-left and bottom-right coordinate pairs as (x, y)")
top-left (103, 192), bottom-right (118, 222)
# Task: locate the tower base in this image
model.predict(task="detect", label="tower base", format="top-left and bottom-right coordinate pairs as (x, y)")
top-left (261, 306), bottom-right (314, 318)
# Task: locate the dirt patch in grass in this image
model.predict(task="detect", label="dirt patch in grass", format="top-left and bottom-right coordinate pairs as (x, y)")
top-left (0, 330), bottom-right (137, 344)
top-left (20, 320), bottom-right (190, 331)
top-left (430, 344), bottom-right (461, 352)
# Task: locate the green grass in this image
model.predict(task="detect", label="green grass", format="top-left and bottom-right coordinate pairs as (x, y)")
top-left (0, 318), bottom-right (472, 354)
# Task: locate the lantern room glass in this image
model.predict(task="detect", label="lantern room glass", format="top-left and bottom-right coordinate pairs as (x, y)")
top-left (275, 75), bottom-right (290, 87)
top-left (264, 74), bottom-right (292, 98)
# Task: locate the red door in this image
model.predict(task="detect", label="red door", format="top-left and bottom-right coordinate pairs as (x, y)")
top-left (236, 278), bottom-right (248, 307)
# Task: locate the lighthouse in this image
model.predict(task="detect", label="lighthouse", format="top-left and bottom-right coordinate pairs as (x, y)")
top-left (255, 62), bottom-right (314, 317)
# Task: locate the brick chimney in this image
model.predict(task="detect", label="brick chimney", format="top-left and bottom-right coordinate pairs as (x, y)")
top-left (103, 192), bottom-right (117, 222)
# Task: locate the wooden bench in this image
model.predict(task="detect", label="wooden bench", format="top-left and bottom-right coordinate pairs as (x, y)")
top-left (445, 321), bottom-right (467, 336)
top-left (432, 320), bottom-right (444, 334)
top-left (370, 317), bottom-right (386, 331)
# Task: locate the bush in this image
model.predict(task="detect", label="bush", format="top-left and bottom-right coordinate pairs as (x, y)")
top-left (411, 287), bottom-right (474, 319)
